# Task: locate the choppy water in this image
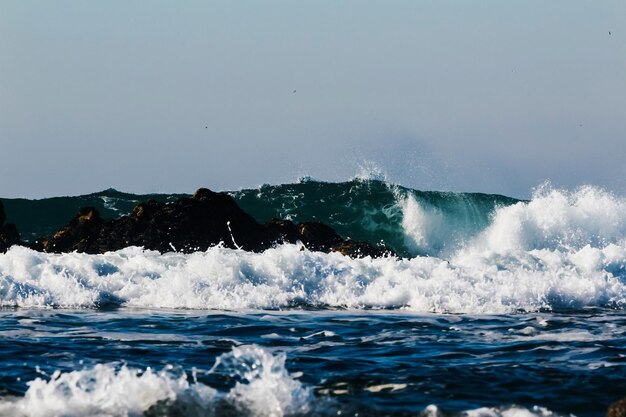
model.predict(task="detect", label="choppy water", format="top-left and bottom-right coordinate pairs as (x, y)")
top-left (1, 179), bottom-right (626, 416)
top-left (0, 309), bottom-right (624, 417)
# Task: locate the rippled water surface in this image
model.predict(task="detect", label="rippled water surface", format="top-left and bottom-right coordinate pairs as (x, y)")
top-left (0, 308), bottom-right (624, 416)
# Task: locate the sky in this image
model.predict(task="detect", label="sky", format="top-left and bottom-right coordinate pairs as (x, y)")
top-left (1, 1), bottom-right (625, 199)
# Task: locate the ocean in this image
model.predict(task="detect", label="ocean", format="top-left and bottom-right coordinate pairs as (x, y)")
top-left (0, 178), bottom-right (625, 417)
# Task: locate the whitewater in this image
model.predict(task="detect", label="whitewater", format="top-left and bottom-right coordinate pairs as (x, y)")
top-left (1, 179), bottom-right (625, 416)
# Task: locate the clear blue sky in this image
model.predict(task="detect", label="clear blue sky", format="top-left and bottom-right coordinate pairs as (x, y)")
top-left (1, 1), bottom-right (625, 198)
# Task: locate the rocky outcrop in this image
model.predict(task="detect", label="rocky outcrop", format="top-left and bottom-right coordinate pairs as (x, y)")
top-left (29, 188), bottom-right (394, 258)
top-left (0, 201), bottom-right (21, 252)
top-left (36, 189), bottom-right (271, 254)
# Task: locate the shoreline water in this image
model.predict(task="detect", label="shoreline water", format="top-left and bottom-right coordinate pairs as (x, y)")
top-left (0, 307), bottom-right (623, 417)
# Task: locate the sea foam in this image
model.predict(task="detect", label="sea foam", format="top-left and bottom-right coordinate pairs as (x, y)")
top-left (0, 345), bottom-right (310, 417)
top-left (0, 242), bottom-right (624, 313)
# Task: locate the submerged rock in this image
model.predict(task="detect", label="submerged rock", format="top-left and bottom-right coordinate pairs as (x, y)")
top-left (33, 188), bottom-right (394, 258)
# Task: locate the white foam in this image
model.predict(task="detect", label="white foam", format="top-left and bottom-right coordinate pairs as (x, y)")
top-left (212, 345), bottom-right (311, 416)
top-left (1, 240), bottom-right (625, 314)
top-left (399, 192), bottom-right (492, 257)
top-left (463, 405), bottom-right (567, 417)
top-left (400, 185), bottom-right (626, 257)
top-left (466, 185), bottom-right (626, 254)
top-left (0, 345), bottom-right (310, 417)
top-left (401, 194), bottom-right (449, 256)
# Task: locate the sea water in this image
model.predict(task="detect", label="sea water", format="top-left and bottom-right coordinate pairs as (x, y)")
top-left (1, 179), bottom-right (625, 416)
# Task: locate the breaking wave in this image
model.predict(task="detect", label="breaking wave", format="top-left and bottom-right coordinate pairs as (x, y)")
top-left (2, 182), bottom-right (626, 314)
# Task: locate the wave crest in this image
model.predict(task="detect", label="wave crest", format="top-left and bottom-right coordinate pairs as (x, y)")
top-left (469, 185), bottom-right (626, 254)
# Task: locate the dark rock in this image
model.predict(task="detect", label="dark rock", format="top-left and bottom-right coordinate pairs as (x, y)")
top-left (0, 200), bottom-right (21, 252)
top-left (192, 187), bottom-right (214, 201)
top-left (40, 207), bottom-right (103, 253)
top-left (265, 219), bottom-right (300, 243)
top-left (0, 223), bottom-right (21, 252)
top-left (331, 240), bottom-right (393, 258)
top-left (297, 222), bottom-right (343, 252)
top-left (609, 398), bottom-right (626, 417)
top-left (266, 218), bottom-right (393, 257)
top-left (40, 190), bottom-right (272, 254)
top-left (35, 188), bottom-right (396, 259)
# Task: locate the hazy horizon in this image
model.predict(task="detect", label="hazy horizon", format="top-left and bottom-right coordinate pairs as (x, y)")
top-left (2, 1), bottom-right (625, 199)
